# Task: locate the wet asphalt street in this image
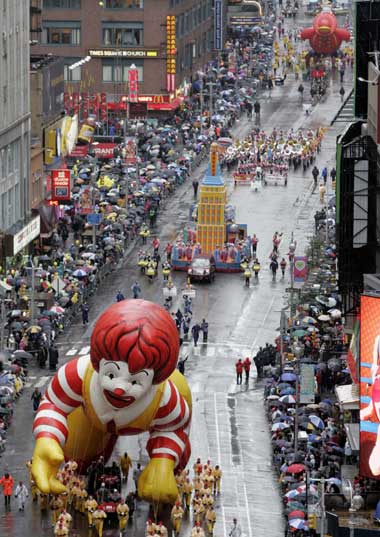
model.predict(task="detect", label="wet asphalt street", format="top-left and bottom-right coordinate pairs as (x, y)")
top-left (0, 36), bottom-right (352, 537)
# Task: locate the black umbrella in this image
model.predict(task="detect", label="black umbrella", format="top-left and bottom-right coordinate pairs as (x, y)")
top-left (13, 350), bottom-right (33, 361)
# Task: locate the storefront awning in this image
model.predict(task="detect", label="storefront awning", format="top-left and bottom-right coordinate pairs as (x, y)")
top-left (147, 97), bottom-right (183, 111)
top-left (344, 423), bottom-right (359, 453)
top-left (32, 202), bottom-right (59, 238)
top-left (335, 383), bottom-right (360, 410)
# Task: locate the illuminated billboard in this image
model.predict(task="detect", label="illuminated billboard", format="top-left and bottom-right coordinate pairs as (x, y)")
top-left (360, 294), bottom-right (380, 479)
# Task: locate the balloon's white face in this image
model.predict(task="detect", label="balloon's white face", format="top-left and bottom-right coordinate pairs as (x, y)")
top-left (98, 359), bottom-right (154, 409)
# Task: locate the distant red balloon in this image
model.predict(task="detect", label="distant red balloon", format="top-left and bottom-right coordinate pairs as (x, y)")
top-left (300, 9), bottom-right (350, 54)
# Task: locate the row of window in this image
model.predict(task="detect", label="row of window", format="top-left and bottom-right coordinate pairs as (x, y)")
top-left (0, 140), bottom-right (20, 181)
top-left (0, 140), bottom-right (21, 232)
top-left (176, 0), bottom-right (213, 39)
top-left (42, 22), bottom-right (143, 46)
top-left (64, 59), bottom-right (143, 82)
top-left (43, 0), bottom-right (143, 8)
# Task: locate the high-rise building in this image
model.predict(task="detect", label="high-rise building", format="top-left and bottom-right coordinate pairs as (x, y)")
top-left (0, 0), bottom-right (31, 234)
top-left (32, 0), bottom-right (216, 110)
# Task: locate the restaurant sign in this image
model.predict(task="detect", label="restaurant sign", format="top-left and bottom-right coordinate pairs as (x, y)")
top-left (89, 49), bottom-right (158, 58)
top-left (4, 216), bottom-right (41, 256)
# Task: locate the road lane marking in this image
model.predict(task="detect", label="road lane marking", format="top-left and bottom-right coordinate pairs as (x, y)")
top-left (66, 349), bottom-right (77, 356)
top-left (213, 392), bottom-right (227, 537)
top-left (79, 346), bottom-right (90, 355)
top-left (34, 376), bottom-right (50, 389)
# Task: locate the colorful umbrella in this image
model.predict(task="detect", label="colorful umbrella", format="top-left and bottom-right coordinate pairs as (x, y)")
top-left (288, 510), bottom-right (305, 519)
top-left (272, 422), bottom-right (290, 432)
top-left (280, 387), bottom-right (296, 395)
top-left (281, 373), bottom-right (297, 382)
top-left (299, 316), bottom-right (316, 324)
top-left (50, 305), bottom-right (65, 314)
top-left (289, 519), bottom-right (308, 530)
top-left (293, 329), bottom-right (307, 337)
top-left (26, 325), bottom-right (42, 334)
top-left (309, 415), bottom-right (325, 429)
top-left (279, 395), bottom-right (296, 404)
top-left (72, 269), bottom-right (87, 278)
top-left (287, 464), bottom-right (306, 474)
top-left (284, 489), bottom-right (299, 500)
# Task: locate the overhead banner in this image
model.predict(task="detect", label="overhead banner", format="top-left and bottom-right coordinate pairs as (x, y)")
top-left (293, 256), bottom-right (308, 283)
top-left (360, 294), bottom-right (380, 479)
top-left (214, 0), bottom-right (223, 50)
top-left (93, 143), bottom-right (116, 159)
top-left (51, 169), bottom-right (71, 202)
top-left (300, 363), bottom-right (315, 404)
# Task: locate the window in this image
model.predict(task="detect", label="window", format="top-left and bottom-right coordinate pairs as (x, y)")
top-left (102, 22), bottom-right (143, 46)
top-left (178, 14), bottom-right (184, 37)
top-left (202, 0), bottom-right (207, 21)
top-left (42, 21), bottom-right (81, 45)
top-left (7, 145), bottom-right (13, 174)
top-left (1, 149), bottom-right (6, 179)
top-left (102, 59), bottom-right (143, 82)
top-left (105, 0), bottom-right (143, 8)
top-left (43, 0), bottom-right (81, 7)
top-left (64, 59), bottom-right (81, 81)
top-left (13, 140), bottom-right (19, 171)
top-left (1, 193), bottom-right (6, 229)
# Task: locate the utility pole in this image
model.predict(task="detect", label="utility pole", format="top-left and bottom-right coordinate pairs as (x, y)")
top-left (0, 300), bottom-right (5, 350)
top-left (30, 258), bottom-right (36, 324)
top-left (200, 81), bottom-right (204, 136)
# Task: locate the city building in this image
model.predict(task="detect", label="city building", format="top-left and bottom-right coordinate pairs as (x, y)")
top-left (32, 0), bottom-right (217, 112)
top-left (30, 54), bottom-right (65, 209)
top-left (0, 0), bottom-right (31, 241)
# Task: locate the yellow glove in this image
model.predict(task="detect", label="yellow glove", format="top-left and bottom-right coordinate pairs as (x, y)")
top-left (138, 458), bottom-right (177, 505)
top-left (31, 437), bottom-right (66, 494)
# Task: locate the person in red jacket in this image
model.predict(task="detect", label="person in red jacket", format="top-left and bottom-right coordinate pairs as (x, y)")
top-left (0, 472), bottom-right (14, 510)
top-left (243, 357), bottom-right (251, 384)
top-left (235, 359), bottom-right (243, 385)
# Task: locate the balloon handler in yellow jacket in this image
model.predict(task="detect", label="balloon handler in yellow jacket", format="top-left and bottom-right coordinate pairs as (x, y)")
top-left (31, 300), bottom-right (192, 505)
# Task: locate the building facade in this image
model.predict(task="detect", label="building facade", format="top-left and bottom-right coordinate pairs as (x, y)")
top-left (0, 0), bottom-right (31, 233)
top-left (32, 0), bottom-right (215, 101)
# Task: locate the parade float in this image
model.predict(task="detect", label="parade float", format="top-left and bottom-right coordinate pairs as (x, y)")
top-left (31, 300), bottom-right (192, 506)
top-left (300, 4), bottom-right (351, 54)
top-left (171, 143), bottom-right (247, 273)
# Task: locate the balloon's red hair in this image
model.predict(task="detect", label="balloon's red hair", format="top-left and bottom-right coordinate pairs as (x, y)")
top-left (91, 299), bottom-right (179, 383)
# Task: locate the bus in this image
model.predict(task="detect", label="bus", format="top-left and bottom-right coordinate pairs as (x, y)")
top-left (227, 0), bottom-right (263, 27)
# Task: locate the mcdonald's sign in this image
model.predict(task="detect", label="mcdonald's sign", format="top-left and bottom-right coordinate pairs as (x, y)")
top-left (153, 95), bottom-right (164, 104)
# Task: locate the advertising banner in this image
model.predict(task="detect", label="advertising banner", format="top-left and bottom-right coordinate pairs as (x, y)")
top-left (293, 256), bottom-right (308, 283)
top-left (92, 143), bottom-right (116, 159)
top-left (360, 294), bottom-right (380, 479)
top-left (124, 138), bottom-right (137, 164)
top-left (214, 0), bottom-right (223, 50)
top-left (51, 169), bottom-right (71, 202)
top-left (128, 67), bottom-right (139, 103)
top-left (42, 58), bottom-right (64, 123)
top-left (300, 363), bottom-right (315, 404)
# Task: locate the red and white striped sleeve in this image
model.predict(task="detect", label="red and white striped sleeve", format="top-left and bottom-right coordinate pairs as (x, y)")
top-left (147, 380), bottom-right (191, 468)
top-left (33, 356), bottom-right (87, 447)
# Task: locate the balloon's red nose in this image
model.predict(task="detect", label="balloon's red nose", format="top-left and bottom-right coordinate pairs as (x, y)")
top-left (113, 388), bottom-right (125, 397)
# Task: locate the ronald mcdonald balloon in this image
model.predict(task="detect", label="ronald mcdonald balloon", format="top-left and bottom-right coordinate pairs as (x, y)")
top-left (31, 300), bottom-right (192, 504)
top-left (300, 8), bottom-right (350, 55)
